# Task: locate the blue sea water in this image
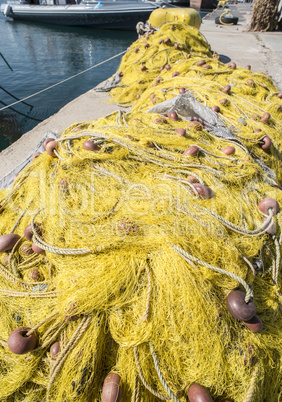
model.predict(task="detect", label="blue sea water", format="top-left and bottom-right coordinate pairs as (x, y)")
top-left (0, 2), bottom-right (208, 152)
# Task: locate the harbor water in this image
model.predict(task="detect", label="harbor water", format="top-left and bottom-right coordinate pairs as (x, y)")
top-left (0, 1), bottom-right (207, 152)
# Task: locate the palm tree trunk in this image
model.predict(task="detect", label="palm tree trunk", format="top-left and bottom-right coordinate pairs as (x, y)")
top-left (248, 0), bottom-right (280, 32)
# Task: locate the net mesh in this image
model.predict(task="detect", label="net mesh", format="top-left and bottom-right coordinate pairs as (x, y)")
top-left (0, 22), bottom-right (282, 402)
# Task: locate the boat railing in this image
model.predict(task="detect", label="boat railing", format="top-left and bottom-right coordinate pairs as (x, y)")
top-left (4, 0), bottom-right (29, 4)
top-left (81, 0), bottom-right (153, 3)
top-left (81, 0), bottom-right (101, 4)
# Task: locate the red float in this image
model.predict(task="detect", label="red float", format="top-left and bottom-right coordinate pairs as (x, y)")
top-left (192, 183), bottom-right (213, 199)
top-left (258, 198), bottom-right (280, 215)
top-left (101, 373), bottom-right (122, 402)
top-left (226, 290), bottom-right (256, 321)
top-left (8, 327), bottom-right (37, 355)
top-left (0, 234), bottom-right (21, 252)
top-left (183, 146), bottom-right (200, 157)
top-left (187, 383), bottom-right (213, 402)
top-left (243, 315), bottom-right (263, 333)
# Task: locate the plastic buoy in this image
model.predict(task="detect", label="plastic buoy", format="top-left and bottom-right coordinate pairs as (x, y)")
top-left (262, 217), bottom-right (275, 235)
top-left (227, 62), bottom-right (236, 70)
top-left (246, 79), bottom-right (254, 87)
top-left (24, 223), bottom-right (41, 241)
top-left (243, 315), bottom-right (263, 333)
top-left (188, 176), bottom-right (199, 184)
top-left (32, 243), bottom-right (45, 254)
top-left (42, 138), bottom-right (54, 150)
top-left (32, 152), bottom-right (42, 161)
top-left (187, 383), bottom-right (213, 402)
top-left (261, 112), bottom-right (271, 123)
top-left (183, 146), bottom-right (200, 157)
top-left (8, 327), bottom-right (37, 355)
top-left (168, 111), bottom-right (178, 121)
top-left (192, 184), bottom-right (213, 199)
top-left (29, 269), bottom-right (41, 281)
top-left (212, 106), bottom-right (220, 113)
top-left (83, 140), bottom-right (100, 151)
top-left (258, 198), bottom-right (280, 215)
top-left (219, 98), bottom-right (229, 106)
top-left (101, 372), bottom-right (122, 402)
top-left (20, 243), bottom-right (34, 255)
top-left (45, 140), bottom-right (58, 157)
top-left (260, 136), bottom-right (272, 150)
top-left (0, 234), bottom-right (21, 252)
top-left (175, 128), bottom-right (186, 137)
top-left (222, 146), bottom-right (235, 155)
top-left (1, 254), bottom-right (9, 266)
top-left (222, 85), bottom-right (231, 94)
top-left (226, 290), bottom-right (256, 321)
top-left (172, 71), bottom-right (180, 77)
top-left (50, 342), bottom-right (61, 360)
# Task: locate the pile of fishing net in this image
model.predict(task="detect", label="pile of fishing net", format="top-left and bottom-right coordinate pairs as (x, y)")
top-left (0, 21), bottom-right (282, 402)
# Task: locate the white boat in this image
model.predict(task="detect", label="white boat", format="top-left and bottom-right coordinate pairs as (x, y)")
top-left (0, 0), bottom-right (165, 30)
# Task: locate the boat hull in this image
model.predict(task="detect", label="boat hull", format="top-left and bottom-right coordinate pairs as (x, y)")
top-left (1, 2), bottom-right (160, 30)
top-left (190, 0), bottom-right (217, 9)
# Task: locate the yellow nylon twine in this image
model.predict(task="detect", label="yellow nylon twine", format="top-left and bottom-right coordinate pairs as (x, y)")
top-left (0, 22), bottom-right (282, 401)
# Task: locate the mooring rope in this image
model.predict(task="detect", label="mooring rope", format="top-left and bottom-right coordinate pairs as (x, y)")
top-left (0, 50), bottom-right (127, 112)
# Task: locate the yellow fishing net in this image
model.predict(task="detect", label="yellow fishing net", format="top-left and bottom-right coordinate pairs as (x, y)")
top-left (0, 21), bottom-right (282, 402)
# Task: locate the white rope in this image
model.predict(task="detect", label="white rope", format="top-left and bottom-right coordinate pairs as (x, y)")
top-left (0, 50), bottom-right (127, 112)
top-left (31, 209), bottom-right (91, 255)
top-left (172, 244), bottom-right (254, 302)
top-left (193, 204), bottom-right (274, 236)
top-left (272, 235), bottom-right (281, 284)
top-left (149, 342), bottom-right (181, 402)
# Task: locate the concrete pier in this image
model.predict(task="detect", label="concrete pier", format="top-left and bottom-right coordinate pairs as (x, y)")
top-left (0, 3), bottom-right (281, 181)
top-left (202, 4), bottom-right (282, 88)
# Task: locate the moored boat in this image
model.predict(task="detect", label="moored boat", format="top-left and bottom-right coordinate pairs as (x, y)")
top-left (0, 0), bottom-right (165, 30)
top-left (190, 0), bottom-right (217, 9)
top-left (0, 7), bottom-right (282, 402)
